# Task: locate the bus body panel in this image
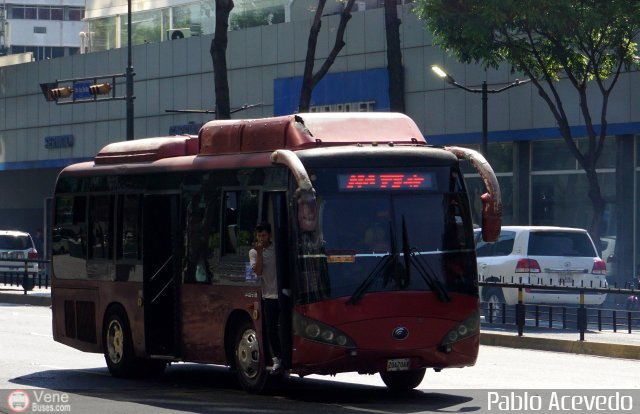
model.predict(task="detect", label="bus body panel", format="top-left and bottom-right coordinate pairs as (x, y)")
top-left (180, 283), bottom-right (261, 364)
top-left (291, 335), bottom-right (479, 376)
top-left (290, 292), bottom-right (479, 375)
top-left (51, 279), bottom-right (144, 356)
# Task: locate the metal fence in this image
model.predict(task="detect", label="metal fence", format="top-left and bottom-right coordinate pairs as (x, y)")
top-left (0, 258), bottom-right (50, 293)
top-left (480, 278), bottom-right (640, 341)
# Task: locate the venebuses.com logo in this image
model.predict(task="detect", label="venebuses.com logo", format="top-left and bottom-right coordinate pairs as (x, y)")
top-left (5, 389), bottom-right (71, 413)
top-left (7, 390), bottom-right (30, 413)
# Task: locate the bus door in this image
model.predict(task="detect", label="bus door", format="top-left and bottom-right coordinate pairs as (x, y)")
top-left (142, 194), bottom-right (180, 357)
top-left (265, 191), bottom-right (293, 365)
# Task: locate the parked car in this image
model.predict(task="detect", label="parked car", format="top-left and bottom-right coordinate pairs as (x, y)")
top-left (474, 226), bottom-right (608, 310)
top-left (600, 235), bottom-right (616, 279)
top-left (0, 230), bottom-right (39, 287)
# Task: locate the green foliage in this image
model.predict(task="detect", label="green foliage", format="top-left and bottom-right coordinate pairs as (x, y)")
top-left (413, 0), bottom-right (640, 83)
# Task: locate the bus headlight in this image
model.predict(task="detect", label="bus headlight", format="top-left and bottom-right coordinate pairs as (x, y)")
top-left (440, 311), bottom-right (480, 349)
top-left (293, 313), bottom-right (356, 348)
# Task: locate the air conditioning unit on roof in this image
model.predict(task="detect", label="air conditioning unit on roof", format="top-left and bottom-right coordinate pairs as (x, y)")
top-left (167, 29), bottom-right (191, 40)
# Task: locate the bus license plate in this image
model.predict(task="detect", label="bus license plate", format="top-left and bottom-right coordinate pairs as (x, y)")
top-left (386, 358), bottom-right (410, 371)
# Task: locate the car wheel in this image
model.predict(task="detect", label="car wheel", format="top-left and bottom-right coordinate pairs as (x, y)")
top-left (483, 287), bottom-right (505, 321)
top-left (103, 306), bottom-right (140, 378)
top-left (234, 320), bottom-right (268, 393)
top-left (379, 368), bottom-right (426, 392)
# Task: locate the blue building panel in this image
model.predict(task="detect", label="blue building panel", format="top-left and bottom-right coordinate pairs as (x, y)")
top-left (274, 68), bottom-right (390, 115)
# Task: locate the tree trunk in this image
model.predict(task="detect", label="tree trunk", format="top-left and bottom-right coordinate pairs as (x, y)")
top-left (584, 165), bottom-right (606, 254)
top-left (299, 0), bottom-right (356, 113)
top-left (384, 0), bottom-right (404, 113)
top-left (210, 0), bottom-right (234, 120)
top-left (299, 0), bottom-right (327, 112)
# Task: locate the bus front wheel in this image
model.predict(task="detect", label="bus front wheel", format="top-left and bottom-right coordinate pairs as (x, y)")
top-left (234, 320), bottom-right (268, 393)
top-left (380, 368), bottom-right (426, 391)
top-left (103, 306), bottom-right (138, 378)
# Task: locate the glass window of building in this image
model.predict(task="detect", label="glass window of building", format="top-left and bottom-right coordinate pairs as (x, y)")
top-left (68, 8), bottom-right (84, 21)
top-left (532, 137), bottom-right (616, 171)
top-left (87, 16), bottom-right (118, 52)
top-left (51, 8), bottom-right (64, 21)
top-left (25, 6), bottom-right (36, 19)
top-left (229, 0), bottom-right (286, 30)
top-left (38, 7), bottom-right (50, 20)
top-left (531, 172), bottom-right (616, 234)
top-left (10, 6), bottom-right (25, 19)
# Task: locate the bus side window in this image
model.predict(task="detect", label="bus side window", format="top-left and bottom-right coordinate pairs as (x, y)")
top-left (89, 195), bottom-right (114, 260)
top-left (117, 194), bottom-right (141, 260)
top-left (223, 192), bottom-right (239, 254)
top-left (222, 190), bottom-right (258, 258)
top-left (183, 189), bottom-right (220, 284)
top-left (216, 189), bottom-right (259, 283)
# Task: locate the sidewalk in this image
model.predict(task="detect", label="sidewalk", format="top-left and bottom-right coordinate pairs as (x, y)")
top-left (1, 286), bottom-right (639, 360)
top-left (0, 286), bottom-right (52, 307)
top-left (481, 324), bottom-right (640, 360)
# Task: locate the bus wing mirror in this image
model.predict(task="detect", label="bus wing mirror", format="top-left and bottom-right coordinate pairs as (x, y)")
top-left (481, 193), bottom-right (500, 242)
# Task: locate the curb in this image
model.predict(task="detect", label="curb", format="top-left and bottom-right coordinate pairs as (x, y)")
top-left (481, 332), bottom-right (640, 360)
top-left (0, 292), bottom-right (51, 307)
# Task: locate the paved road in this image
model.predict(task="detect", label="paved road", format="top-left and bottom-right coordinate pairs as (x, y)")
top-left (1, 304), bottom-right (640, 414)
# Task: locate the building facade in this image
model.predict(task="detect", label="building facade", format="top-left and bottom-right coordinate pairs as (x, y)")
top-left (0, 1), bottom-right (639, 285)
top-left (0, 0), bottom-right (85, 60)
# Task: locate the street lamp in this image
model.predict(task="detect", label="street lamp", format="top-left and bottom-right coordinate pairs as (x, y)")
top-left (431, 65), bottom-right (530, 158)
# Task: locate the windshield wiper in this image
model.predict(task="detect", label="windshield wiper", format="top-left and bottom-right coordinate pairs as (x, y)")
top-left (348, 222), bottom-right (400, 305)
top-left (411, 249), bottom-right (450, 302)
top-left (346, 253), bottom-right (392, 305)
top-left (400, 215), bottom-right (450, 302)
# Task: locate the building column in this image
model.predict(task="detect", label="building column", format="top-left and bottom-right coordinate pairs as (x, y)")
top-left (512, 140), bottom-right (530, 225)
top-left (614, 134), bottom-right (634, 287)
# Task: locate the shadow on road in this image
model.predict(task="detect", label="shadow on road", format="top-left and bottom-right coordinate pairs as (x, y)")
top-left (10, 363), bottom-right (478, 413)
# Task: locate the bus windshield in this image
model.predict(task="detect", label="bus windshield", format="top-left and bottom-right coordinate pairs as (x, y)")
top-left (295, 167), bottom-right (477, 304)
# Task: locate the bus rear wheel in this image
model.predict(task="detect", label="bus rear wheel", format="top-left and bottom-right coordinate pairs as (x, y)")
top-left (380, 368), bottom-right (426, 391)
top-left (103, 306), bottom-right (139, 378)
top-left (234, 320), bottom-right (268, 393)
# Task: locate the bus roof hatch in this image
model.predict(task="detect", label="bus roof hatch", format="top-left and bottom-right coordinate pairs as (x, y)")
top-left (95, 136), bottom-right (199, 164)
top-left (198, 112), bottom-right (426, 155)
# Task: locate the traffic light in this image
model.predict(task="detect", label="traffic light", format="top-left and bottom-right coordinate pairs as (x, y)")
top-left (89, 83), bottom-right (112, 96)
top-left (48, 87), bottom-right (73, 100)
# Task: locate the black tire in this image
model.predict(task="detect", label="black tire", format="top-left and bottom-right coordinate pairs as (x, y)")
top-left (380, 368), bottom-right (426, 391)
top-left (482, 287), bottom-right (505, 321)
top-left (103, 306), bottom-right (140, 378)
top-left (234, 320), bottom-right (269, 393)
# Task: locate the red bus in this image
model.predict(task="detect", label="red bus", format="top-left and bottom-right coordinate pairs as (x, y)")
top-left (51, 112), bottom-right (501, 393)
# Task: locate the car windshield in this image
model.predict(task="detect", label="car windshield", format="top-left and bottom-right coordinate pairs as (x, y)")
top-left (0, 235), bottom-right (31, 250)
top-left (528, 231), bottom-right (596, 257)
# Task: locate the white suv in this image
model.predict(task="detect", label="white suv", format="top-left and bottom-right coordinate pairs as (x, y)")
top-left (0, 230), bottom-right (39, 282)
top-left (475, 226), bottom-right (608, 307)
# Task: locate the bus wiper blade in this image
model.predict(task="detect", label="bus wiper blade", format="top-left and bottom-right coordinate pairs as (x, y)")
top-left (400, 216), bottom-right (411, 288)
top-left (411, 250), bottom-right (451, 303)
top-left (347, 253), bottom-right (392, 305)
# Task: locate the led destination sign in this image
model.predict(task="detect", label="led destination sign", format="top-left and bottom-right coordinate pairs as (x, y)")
top-left (337, 173), bottom-right (435, 191)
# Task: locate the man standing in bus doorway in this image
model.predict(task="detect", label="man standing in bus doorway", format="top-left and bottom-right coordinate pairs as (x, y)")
top-left (249, 222), bottom-right (283, 374)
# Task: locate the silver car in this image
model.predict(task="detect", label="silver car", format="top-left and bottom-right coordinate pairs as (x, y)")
top-left (475, 226), bottom-right (608, 308)
top-left (0, 230), bottom-right (39, 281)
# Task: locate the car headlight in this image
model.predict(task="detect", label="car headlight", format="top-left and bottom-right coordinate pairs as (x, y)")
top-left (293, 312), bottom-right (355, 348)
